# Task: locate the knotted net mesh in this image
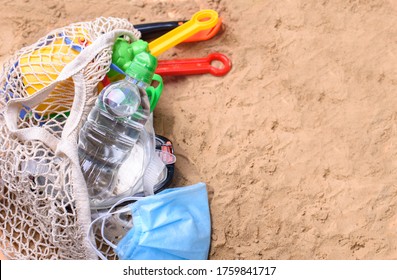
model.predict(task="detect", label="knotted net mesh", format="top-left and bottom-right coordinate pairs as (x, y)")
top-left (0, 17), bottom-right (140, 259)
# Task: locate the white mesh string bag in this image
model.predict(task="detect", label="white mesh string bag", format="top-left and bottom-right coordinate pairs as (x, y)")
top-left (0, 17), bottom-right (141, 259)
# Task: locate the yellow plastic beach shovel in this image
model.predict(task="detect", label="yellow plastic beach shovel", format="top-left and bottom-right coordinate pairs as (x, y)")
top-left (148, 10), bottom-right (218, 57)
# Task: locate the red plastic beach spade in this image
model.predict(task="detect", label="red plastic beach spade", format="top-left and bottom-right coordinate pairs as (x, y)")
top-left (155, 53), bottom-right (232, 77)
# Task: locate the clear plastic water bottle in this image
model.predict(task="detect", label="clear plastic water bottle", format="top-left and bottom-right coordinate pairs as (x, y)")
top-left (78, 42), bottom-right (157, 203)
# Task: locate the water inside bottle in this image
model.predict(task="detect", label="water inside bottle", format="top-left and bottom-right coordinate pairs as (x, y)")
top-left (78, 78), bottom-right (150, 202)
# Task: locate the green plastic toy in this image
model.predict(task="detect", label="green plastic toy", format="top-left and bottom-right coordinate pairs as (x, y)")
top-left (111, 39), bottom-right (163, 112)
top-left (109, 38), bottom-right (149, 78)
top-left (146, 74), bottom-right (163, 110)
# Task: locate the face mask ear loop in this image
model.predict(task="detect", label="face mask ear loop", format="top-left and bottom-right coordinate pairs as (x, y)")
top-left (87, 197), bottom-right (139, 260)
top-left (101, 196), bottom-right (143, 250)
top-left (87, 213), bottom-right (112, 260)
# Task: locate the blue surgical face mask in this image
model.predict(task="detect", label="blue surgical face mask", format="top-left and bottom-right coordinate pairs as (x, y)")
top-left (88, 182), bottom-right (211, 260)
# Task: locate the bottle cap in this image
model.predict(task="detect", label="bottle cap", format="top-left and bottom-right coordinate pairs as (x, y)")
top-left (125, 40), bottom-right (158, 84)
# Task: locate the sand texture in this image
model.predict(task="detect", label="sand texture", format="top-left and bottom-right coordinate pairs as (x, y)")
top-left (1, 0), bottom-right (397, 259)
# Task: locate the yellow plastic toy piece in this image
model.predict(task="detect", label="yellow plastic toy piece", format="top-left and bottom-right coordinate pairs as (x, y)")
top-left (19, 30), bottom-right (88, 113)
top-left (148, 10), bottom-right (218, 57)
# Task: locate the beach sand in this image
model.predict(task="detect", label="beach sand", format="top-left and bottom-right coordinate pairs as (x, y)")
top-left (1, 0), bottom-right (397, 259)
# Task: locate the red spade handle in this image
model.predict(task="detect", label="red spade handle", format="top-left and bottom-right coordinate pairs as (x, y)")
top-left (156, 53), bottom-right (232, 77)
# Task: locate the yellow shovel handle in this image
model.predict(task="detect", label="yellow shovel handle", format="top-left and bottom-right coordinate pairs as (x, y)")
top-left (148, 10), bottom-right (218, 57)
